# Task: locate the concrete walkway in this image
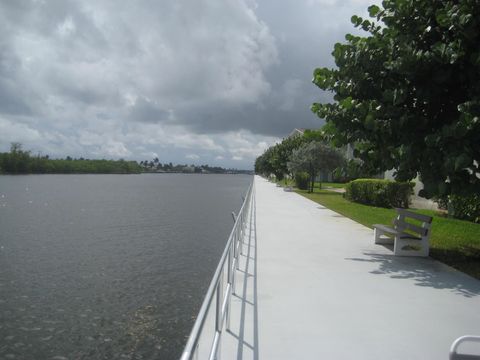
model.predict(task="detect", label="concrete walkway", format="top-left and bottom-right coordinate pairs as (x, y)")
top-left (220, 176), bottom-right (480, 359)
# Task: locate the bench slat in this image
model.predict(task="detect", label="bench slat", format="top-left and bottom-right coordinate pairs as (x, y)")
top-left (373, 224), bottom-right (399, 235)
top-left (395, 208), bottom-right (433, 223)
top-left (399, 233), bottom-right (421, 240)
top-left (401, 222), bottom-right (429, 236)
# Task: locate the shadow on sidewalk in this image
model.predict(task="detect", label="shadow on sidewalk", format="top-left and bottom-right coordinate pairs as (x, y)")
top-left (346, 253), bottom-right (480, 298)
top-left (224, 189), bottom-right (259, 360)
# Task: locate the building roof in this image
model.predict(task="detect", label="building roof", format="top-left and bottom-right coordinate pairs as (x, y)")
top-left (287, 128), bottom-right (305, 138)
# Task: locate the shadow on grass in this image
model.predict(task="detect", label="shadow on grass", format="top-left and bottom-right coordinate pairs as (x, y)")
top-left (346, 252), bottom-right (480, 298)
top-left (430, 247), bottom-right (480, 280)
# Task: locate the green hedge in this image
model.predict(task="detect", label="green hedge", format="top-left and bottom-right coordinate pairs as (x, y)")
top-left (448, 194), bottom-right (480, 223)
top-left (345, 179), bottom-right (414, 208)
top-left (294, 172), bottom-right (310, 190)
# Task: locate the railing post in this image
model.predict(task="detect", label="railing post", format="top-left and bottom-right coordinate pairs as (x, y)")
top-left (233, 226), bottom-right (237, 265)
top-left (232, 240), bottom-right (237, 296)
top-left (238, 224), bottom-right (244, 258)
top-left (216, 273), bottom-right (223, 333)
top-left (226, 246), bottom-right (232, 329)
top-left (240, 212), bottom-right (245, 255)
top-left (227, 247), bottom-right (233, 285)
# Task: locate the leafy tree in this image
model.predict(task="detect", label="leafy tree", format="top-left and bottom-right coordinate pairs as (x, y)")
top-left (332, 158), bottom-right (378, 183)
top-left (6, 142), bottom-right (31, 173)
top-left (255, 133), bottom-right (310, 179)
top-left (254, 146), bottom-right (277, 177)
top-left (302, 129), bottom-right (327, 142)
top-left (287, 141), bottom-right (344, 192)
top-left (311, 0), bottom-right (480, 198)
top-left (271, 136), bottom-right (308, 180)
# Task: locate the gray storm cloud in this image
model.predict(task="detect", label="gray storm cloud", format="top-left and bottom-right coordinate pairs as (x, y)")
top-left (0, 0), bottom-right (376, 168)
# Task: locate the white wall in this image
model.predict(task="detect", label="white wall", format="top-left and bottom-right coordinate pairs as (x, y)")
top-left (384, 169), bottom-right (424, 196)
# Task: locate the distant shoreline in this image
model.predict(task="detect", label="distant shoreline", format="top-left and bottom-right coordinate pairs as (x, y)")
top-left (0, 171), bottom-right (254, 176)
top-left (1, 144), bottom-right (253, 176)
top-left (141, 171), bottom-right (254, 175)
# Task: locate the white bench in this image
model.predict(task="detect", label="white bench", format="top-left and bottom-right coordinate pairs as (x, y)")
top-left (373, 208), bottom-right (433, 257)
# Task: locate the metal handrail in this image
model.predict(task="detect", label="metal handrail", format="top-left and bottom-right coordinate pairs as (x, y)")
top-left (180, 179), bottom-right (255, 360)
top-left (450, 336), bottom-right (480, 360)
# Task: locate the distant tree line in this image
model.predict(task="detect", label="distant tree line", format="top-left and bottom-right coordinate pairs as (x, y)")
top-left (255, 128), bottom-right (375, 185)
top-left (0, 143), bottom-right (253, 175)
top-left (140, 157), bottom-right (252, 174)
top-left (0, 143), bottom-right (142, 174)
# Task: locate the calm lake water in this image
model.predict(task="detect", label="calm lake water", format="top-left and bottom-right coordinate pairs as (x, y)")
top-left (0, 173), bottom-right (251, 360)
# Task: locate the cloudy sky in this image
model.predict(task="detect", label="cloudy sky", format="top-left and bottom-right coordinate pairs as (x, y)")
top-left (0, 0), bottom-right (377, 169)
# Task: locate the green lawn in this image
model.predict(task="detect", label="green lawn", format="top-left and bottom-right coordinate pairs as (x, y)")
top-left (296, 189), bottom-right (480, 279)
top-left (275, 179), bottom-right (346, 189)
top-left (321, 182), bottom-right (346, 189)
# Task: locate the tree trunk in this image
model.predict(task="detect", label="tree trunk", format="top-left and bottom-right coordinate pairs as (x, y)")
top-left (310, 166), bottom-right (315, 193)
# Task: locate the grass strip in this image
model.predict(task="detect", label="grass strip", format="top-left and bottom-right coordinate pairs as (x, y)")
top-left (296, 189), bottom-right (480, 279)
top-left (275, 179), bottom-right (345, 189)
top-left (321, 182), bottom-right (346, 189)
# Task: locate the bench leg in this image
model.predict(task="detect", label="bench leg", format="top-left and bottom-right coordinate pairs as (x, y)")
top-left (374, 228), bottom-right (394, 245)
top-left (393, 236), bottom-right (402, 255)
top-left (393, 236), bottom-right (429, 257)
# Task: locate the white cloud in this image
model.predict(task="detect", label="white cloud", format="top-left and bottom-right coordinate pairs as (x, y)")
top-left (186, 154), bottom-right (200, 160)
top-left (97, 140), bottom-right (131, 158)
top-left (0, 0), bottom-right (379, 168)
top-left (0, 117), bottom-right (41, 144)
top-left (219, 130), bottom-right (277, 164)
top-left (168, 132), bottom-right (225, 152)
top-left (306, 0), bottom-right (375, 6)
top-left (278, 78), bottom-right (303, 111)
top-left (57, 16), bottom-right (76, 37)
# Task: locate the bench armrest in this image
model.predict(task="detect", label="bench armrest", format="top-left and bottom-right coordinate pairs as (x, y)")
top-left (373, 224), bottom-right (399, 235)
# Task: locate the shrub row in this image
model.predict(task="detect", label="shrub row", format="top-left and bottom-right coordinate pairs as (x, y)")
top-left (448, 194), bottom-right (480, 223)
top-left (294, 172), bottom-right (310, 190)
top-left (345, 179), bottom-right (414, 208)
